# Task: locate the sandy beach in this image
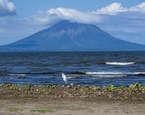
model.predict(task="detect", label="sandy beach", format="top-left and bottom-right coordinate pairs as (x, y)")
top-left (0, 84), bottom-right (145, 115)
top-left (0, 98), bottom-right (145, 115)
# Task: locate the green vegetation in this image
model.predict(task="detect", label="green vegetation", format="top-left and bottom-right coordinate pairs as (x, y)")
top-left (106, 85), bottom-right (116, 92)
top-left (30, 107), bottom-right (54, 113)
top-left (30, 109), bottom-right (53, 113)
top-left (7, 107), bottom-right (23, 112)
top-left (0, 82), bottom-right (145, 100)
top-left (129, 82), bottom-right (144, 94)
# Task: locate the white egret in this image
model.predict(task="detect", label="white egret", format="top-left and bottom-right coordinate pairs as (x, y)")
top-left (61, 73), bottom-right (67, 84)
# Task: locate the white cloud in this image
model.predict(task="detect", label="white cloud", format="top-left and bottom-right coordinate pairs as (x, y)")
top-left (95, 2), bottom-right (145, 15)
top-left (1, 3), bottom-right (145, 45)
top-left (0, 0), bottom-right (16, 16)
top-left (92, 2), bottom-right (145, 45)
top-left (129, 2), bottom-right (145, 13)
top-left (24, 7), bottom-right (101, 26)
top-left (0, 7), bottom-right (102, 45)
top-left (95, 2), bottom-right (127, 15)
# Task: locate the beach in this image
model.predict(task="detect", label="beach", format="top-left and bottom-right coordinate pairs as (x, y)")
top-left (0, 84), bottom-right (145, 115)
top-left (0, 98), bottom-right (145, 115)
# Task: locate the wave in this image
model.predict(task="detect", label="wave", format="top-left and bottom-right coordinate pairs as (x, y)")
top-left (91, 74), bottom-right (127, 78)
top-left (106, 62), bottom-right (135, 65)
top-left (8, 72), bottom-right (55, 75)
top-left (6, 71), bottom-right (85, 77)
top-left (86, 72), bottom-right (123, 75)
top-left (85, 71), bottom-right (145, 76)
top-left (9, 74), bottom-right (26, 77)
top-left (4, 71), bottom-right (145, 78)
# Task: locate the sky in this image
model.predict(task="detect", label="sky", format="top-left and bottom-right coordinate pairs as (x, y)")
top-left (0, 0), bottom-right (145, 45)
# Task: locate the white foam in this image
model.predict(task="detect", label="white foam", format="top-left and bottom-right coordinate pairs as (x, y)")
top-left (106, 62), bottom-right (135, 65)
top-left (9, 74), bottom-right (26, 77)
top-left (85, 71), bottom-right (145, 75)
top-left (86, 72), bottom-right (123, 75)
top-left (91, 74), bottom-right (127, 78)
top-left (131, 72), bottom-right (145, 75)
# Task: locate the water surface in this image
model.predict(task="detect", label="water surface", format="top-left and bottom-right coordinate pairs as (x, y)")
top-left (0, 51), bottom-right (145, 86)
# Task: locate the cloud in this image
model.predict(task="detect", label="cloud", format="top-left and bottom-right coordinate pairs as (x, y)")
top-left (95, 2), bottom-right (145, 15)
top-left (130, 2), bottom-right (145, 13)
top-left (95, 2), bottom-right (127, 15)
top-left (0, 0), bottom-right (16, 16)
top-left (0, 7), bottom-right (102, 45)
top-left (0, 3), bottom-right (145, 45)
top-left (92, 2), bottom-right (145, 45)
top-left (24, 7), bottom-right (101, 26)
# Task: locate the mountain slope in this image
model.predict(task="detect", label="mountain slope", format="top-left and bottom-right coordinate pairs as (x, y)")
top-left (1, 20), bottom-right (145, 51)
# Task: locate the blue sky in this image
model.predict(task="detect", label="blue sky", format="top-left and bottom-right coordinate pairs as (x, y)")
top-left (0, 0), bottom-right (145, 45)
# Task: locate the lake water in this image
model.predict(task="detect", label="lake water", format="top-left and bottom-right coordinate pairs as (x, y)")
top-left (0, 51), bottom-right (145, 86)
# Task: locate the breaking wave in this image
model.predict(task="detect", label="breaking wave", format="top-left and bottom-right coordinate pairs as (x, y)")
top-left (106, 62), bottom-right (135, 65)
top-left (85, 71), bottom-right (145, 76)
top-left (9, 74), bottom-right (26, 77)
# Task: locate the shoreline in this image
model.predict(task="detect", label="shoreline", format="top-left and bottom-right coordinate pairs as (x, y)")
top-left (0, 83), bottom-right (145, 114)
top-left (0, 83), bottom-right (145, 100)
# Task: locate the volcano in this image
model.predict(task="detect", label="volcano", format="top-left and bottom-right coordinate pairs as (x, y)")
top-left (0, 20), bottom-right (145, 51)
